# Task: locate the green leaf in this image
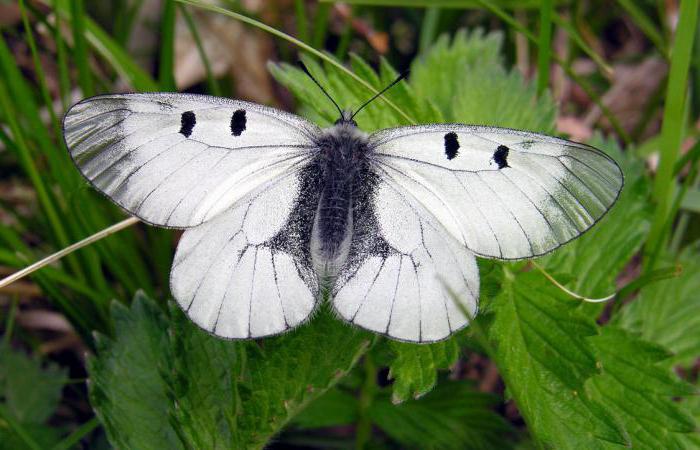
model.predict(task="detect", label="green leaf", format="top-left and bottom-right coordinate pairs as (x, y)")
top-left (0, 344), bottom-right (67, 424)
top-left (614, 242), bottom-right (700, 366)
top-left (411, 29), bottom-right (556, 132)
top-left (388, 339), bottom-right (459, 403)
top-left (585, 327), bottom-right (698, 448)
top-left (88, 292), bottom-right (370, 449)
top-left (291, 388), bottom-right (359, 429)
top-left (88, 295), bottom-right (180, 449)
top-left (682, 395), bottom-right (700, 448)
top-left (369, 381), bottom-right (514, 450)
top-left (488, 271), bottom-right (627, 448)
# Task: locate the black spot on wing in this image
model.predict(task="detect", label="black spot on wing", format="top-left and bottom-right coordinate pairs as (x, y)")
top-left (493, 145), bottom-right (510, 169)
top-left (180, 110), bottom-right (196, 137)
top-left (230, 109), bottom-right (247, 136)
top-left (444, 132), bottom-right (460, 160)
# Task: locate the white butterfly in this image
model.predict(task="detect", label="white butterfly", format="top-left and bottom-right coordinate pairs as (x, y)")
top-left (63, 71), bottom-right (623, 343)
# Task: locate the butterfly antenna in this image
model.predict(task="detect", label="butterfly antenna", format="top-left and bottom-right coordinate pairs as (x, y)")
top-left (298, 61), bottom-right (343, 117)
top-left (351, 70), bottom-right (409, 120)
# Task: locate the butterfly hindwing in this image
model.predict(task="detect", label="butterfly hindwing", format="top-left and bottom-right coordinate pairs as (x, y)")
top-left (170, 169), bottom-right (320, 338)
top-left (331, 170), bottom-right (479, 343)
top-left (369, 125), bottom-right (624, 260)
top-left (63, 93), bottom-right (320, 228)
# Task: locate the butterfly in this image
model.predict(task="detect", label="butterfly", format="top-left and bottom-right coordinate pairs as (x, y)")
top-left (63, 66), bottom-right (623, 343)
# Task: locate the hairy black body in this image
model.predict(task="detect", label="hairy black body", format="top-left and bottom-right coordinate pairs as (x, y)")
top-left (310, 117), bottom-right (371, 278)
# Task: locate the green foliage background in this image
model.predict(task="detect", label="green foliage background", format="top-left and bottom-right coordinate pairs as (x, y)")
top-left (0, 0), bottom-right (698, 449)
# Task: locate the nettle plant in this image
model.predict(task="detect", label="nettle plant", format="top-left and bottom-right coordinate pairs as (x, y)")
top-left (84, 31), bottom-right (698, 449)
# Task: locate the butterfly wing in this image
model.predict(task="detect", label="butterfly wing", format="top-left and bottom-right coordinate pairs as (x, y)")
top-left (368, 125), bottom-right (624, 260)
top-left (331, 170), bottom-right (479, 343)
top-left (171, 162), bottom-right (320, 339)
top-left (63, 93), bottom-right (320, 227)
top-left (65, 93), bottom-right (322, 338)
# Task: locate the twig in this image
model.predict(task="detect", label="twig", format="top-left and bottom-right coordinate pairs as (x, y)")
top-left (0, 216), bottom-right (140, 289)
top-left (531, 260), bottom-right (615, 303)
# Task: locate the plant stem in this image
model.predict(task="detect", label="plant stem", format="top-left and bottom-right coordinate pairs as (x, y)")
top-left (355, 352), bottom-right (376, 449)
top-left (0, 217), bottom-right (140, 289)
top-left (531, 260), bottom-right (616, 303)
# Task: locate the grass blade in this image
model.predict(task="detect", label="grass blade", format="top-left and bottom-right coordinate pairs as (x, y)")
top-left (419, 7), bottom-right (441, 55)
top-left (312, 2), bottom-right (332, 49)
top-left (47, 0), bottom-right (158, 91)
top-left (474, 0), bottom-right (631, 143)
top-left (18, 0), bottom-right (62, 141)
top-left (295, 0), bottom-right (309, 43)
top-left (552, 14), bottom-right (612, 76)
top-left (616, 0), bottom-right (667, 57)
top-left (176, 0), bottom-right (416, 124)
top-left (69, 0), bottom-right (94, 96)
top-left (159, 0), bottom-right (177, 90)
top-left (179, 4), bottom-right (222, 96)
top-left (645, 0), bottom-right (698, 268)
top-left (536, 0), bottom-right (554, 96)
top-left (52, 417), bottom-right (100, 450)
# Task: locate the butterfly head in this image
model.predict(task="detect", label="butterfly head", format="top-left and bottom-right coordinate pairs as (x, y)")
top-left (334, 110), bottom-right (358, 127)
top-left (298, 61), bottom-right (408, 128)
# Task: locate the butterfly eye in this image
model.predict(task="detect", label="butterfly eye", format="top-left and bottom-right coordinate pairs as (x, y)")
top-left (333, 118), bottom-right (358, 127)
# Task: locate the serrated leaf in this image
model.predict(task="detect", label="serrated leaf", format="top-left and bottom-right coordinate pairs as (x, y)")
top-left (165, 302), bottom-right (243, 450)
top-left (88, 293), bottom-right (370, 449)
top-left (614, 242), bottom-right (700, 366)
top-left (0, 344), bottom-right (67, 425)
top-left (412, 29), bottom-right (556, 132)
top-left (585, 327), bottom-right (698, 448)
top-left (369, 381), bottom-right (514, 450)
top-left (88, 294), bottom-right (180, 449)
top-left (388, 338), bottom-right (459, 403)
top-left (488, 271), bottom-right (627, 448)
top-left (235, 304), bottom-right (370, 447)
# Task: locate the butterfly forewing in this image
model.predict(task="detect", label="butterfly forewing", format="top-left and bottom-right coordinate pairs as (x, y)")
top-left (63, 93), bottom-right (320, 228)
top-left (368, 125), bottom-right (624, 260)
